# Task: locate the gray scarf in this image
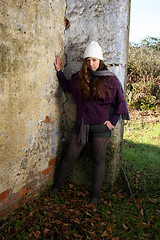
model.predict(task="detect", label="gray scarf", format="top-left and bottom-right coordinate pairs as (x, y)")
top-left (78, 118), bottom-right (89, 145)
top-left (78, 70), bottom-right (130, 144)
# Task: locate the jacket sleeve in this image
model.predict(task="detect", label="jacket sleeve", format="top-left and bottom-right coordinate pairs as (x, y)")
top-left (113, 78), bottom-right (130, 119)
top-left (57, 70), bottom-right (72, 92)
top-left (110, 113), bottom-right (120, 126)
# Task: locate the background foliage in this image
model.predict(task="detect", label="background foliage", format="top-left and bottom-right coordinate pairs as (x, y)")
top-left (127, 36), bottom-right (160, 111)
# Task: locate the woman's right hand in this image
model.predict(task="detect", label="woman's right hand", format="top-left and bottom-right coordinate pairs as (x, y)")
top-left (104, 121), bottom-right (114, 130)
top-left (54, 55), bottom-right (61, 71)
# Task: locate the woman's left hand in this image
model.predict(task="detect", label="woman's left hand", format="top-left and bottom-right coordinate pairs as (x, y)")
top-left (104, 121), bottom-right (114, 130)
top-left (54, 55), bottom-right (61, 71)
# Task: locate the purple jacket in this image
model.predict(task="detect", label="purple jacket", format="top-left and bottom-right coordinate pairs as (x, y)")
top-left (57, 70), bottom-right (128, 125)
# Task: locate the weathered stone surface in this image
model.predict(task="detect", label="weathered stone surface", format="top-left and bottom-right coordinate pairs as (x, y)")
top-left (62, 0), bottom-right (130, 188)
top-left (0, 0), bottom-right (130, 219)
top-left (64, 0), bottom-right (130, 77)
top-left (0, 0), bottom-right (66, 194)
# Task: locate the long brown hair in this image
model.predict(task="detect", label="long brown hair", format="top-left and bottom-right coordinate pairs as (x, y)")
top-left (79, 59), bottom-right (111, 99)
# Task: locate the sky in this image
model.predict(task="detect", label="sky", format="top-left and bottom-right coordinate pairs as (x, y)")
top-left (129, 0), bottom-right (160, 43)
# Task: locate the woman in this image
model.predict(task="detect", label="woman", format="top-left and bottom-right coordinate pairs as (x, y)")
top-left (52, 41), bottom-right (129, 205)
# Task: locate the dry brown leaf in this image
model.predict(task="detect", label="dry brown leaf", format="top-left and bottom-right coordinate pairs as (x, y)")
top-left (55, 219), bottom-right (62, 224)
top-left (33, 230), bottom-right (41, 239)
top-left (43, 228), bottom-right (50, 235)
top-left (73, 233), bottom-right (82, 238)
top-left (123, 223), bottom-right (128, 231)
top-left (28, 211), bottom-right (34, 217)
top-left (106, 225), bottom-right (113, 233)
top-left (140, 208), bottom-right (144, 216)
top-left (74, 219), bottom-right (80, 224)
top-left (89, 231), bottom-right (97, 237)
top-left (101, 230), bottom-right (108, 237)
top-left (86, 212), bottom-right (92, 217)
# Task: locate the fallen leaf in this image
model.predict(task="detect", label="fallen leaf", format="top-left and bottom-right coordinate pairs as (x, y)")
top-left (33, 230), bottom-right (41, 239)
top-left (140, 222), bottom-right (147, 228)
top-left (140, 208), bottom-right (144, 216)
top-left (106, 210), bottom-right (112, 215)
top-left (156, 209), bottom-right (160, 214)
top-left (123, 224), bottom-right (128, 231)
top-left (100, 222), bottom-right (106, 226)
top-left (101, 230), bottom-right (108, 237)
top-left (106, 225), bottom-right (113, 233)
top-left (86, 212), bottom-right (92, 217)
top-left (29, 211), bottom-right (34, 217)
top-left (88, 231), bottom-right (98, 238)
top-left (74, 219), bottom-right (80, 224)
top-left (43, 228), bottom-right (50, 235)
top-left (73, 233), bottom-right (82, 238)
top-left (55, 219), bottom-right (62, 224)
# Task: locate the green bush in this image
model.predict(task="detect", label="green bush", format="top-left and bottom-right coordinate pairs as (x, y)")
top-left (127, 37), bottom-right (160, 111)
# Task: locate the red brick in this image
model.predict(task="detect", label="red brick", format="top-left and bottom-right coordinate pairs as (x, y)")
top-left (26, 189), bottom-right (39, 202)
top-left (0, 207), bottom-right (9, 220)
top-left (48, 170), bottom-right (54, 182)
top-left (41, 166), bottom-right (53, 176)
top-left (0, 182), bottom-right (53, 220)
top-left (2, 192), bottom-right (19, 209)
top-left (49, 158), bottom-right (57, 166)
top-left (45, 116), bottom-right (50, 123)
top-left (19, 185), bottom-right (31, 198)
top-left (0, 190), bottom-right (9, 201)
top-left (8, 198), bottom-right (25, 215)
top-left (19, 187), bottom-right (28, 198)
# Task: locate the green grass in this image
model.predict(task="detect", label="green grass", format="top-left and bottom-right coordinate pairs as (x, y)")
top-left (0, 116), bottom-right (160, 239)
top-left (122, 120), bottom-right (160, 193)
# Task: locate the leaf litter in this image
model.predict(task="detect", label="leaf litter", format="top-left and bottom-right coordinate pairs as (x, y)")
top-left (0, 180), bottom-right (159, 240)
top-left (0, 110), bottom-right (160, 239)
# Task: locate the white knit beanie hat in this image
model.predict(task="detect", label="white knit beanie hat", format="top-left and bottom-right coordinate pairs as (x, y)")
top-left (84, 41), bottom-right (103, 60)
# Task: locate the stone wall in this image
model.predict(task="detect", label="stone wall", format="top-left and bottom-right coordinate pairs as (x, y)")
top-left (0, 0), bottom-right (66, 219)
top-left (0, 0), bottom-right (130, 220)
top-left (62, 0), bottom-right (130, 188)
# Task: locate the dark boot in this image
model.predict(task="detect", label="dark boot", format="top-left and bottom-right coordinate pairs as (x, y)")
top-left (90, 190), bottom-right (99, 205)
top-left (90, 197), bottom-right (98, 205)
top-left (51, 181), bottom-right (62, 195)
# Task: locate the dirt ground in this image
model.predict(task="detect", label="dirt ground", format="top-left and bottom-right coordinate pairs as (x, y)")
top-left (127, 108), bottom-right (160, 123)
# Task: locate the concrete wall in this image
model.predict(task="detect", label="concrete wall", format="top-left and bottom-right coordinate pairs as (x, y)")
top-left (62, 0), bottom-right (130, 188)
top-left (0, 0), bottom-right (66, 219)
